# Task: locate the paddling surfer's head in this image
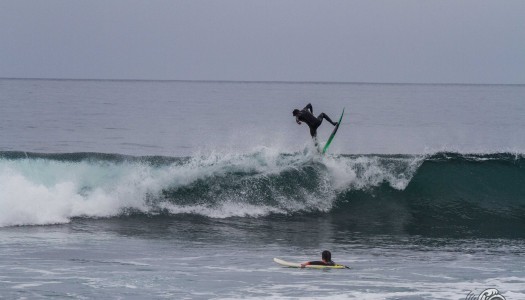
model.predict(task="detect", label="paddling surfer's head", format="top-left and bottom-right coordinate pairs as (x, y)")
top-left (322, 250), bottom-right (332, 262)
top-left (292, 109), bottom-right (300, 116)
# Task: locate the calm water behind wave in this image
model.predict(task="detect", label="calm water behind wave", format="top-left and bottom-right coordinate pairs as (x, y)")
top-left (2, 79), bottom-right (525, 155)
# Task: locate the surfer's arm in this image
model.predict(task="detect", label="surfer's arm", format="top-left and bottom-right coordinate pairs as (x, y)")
top-left (304, 103), bottom-right (313, 113)
top-left (296, 116), bottom-right (301, 124)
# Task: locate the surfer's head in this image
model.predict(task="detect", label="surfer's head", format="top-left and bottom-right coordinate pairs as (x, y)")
top-left (292, 109), bottom-right (300, 116)
top-left (322, 250), bottom-right (331, 262)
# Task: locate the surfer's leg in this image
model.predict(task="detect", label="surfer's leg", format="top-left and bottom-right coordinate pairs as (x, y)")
top-left (317, 113), bottom-right (337, 126)
top-left (309, 127), bottom-right (321, 151)
top-left (309, 126), bottom-right (318, 138)
top-left (313, 136), bottom-right (320, 151)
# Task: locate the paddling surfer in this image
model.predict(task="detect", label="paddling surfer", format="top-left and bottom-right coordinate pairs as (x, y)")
top-left (301, 250), bottom-right (335, 268)
top-left (293, 103), bottom-right (338, 145)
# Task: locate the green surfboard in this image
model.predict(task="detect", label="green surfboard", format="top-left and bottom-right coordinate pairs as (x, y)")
top-left (322, 108), bottom-right (345, 154)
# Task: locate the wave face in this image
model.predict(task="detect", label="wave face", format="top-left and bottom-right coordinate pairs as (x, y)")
top-left (1, 150), bottom-right (524, 237)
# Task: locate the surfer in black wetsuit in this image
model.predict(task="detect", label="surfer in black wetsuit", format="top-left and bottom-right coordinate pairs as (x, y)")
top-left (293, 103), bottom-right (338, 141)
top-left (301, 250), bottom-right (335, 268)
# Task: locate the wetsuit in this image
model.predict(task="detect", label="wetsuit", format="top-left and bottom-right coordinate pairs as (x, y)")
top-left (306, 260), bottom-right (335, 266)
top-left (295, 103), bottom-right (337, 138)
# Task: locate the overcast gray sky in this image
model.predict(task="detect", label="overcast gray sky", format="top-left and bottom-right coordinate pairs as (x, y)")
top-left (1, 0), bottom-right (524, 84)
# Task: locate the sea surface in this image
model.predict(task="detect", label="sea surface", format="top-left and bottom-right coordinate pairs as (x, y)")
top-left (1, 79), bottom-right (524, 299)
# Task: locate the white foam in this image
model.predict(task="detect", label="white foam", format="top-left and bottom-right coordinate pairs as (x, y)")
top-left (0, 148), bottom-right (425, 226)
top-left (160, 201), bottom-right (282, 219)
top-left (11, 281), bottom-right (61, 289)
top-left (0, 159), bottom-right (160, 227)
top-left (322, 154), bottom-right (424, 191)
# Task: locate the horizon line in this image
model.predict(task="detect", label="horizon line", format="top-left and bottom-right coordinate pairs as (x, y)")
top-left (1, 77), bottom-right (523, 86)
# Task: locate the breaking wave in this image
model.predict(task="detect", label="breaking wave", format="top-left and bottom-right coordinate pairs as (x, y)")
top-left (1, 149), bottom-right (524, 237)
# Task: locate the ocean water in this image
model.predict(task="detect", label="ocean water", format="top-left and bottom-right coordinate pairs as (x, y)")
top-left (1, 79), bottom-right (524, 299)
